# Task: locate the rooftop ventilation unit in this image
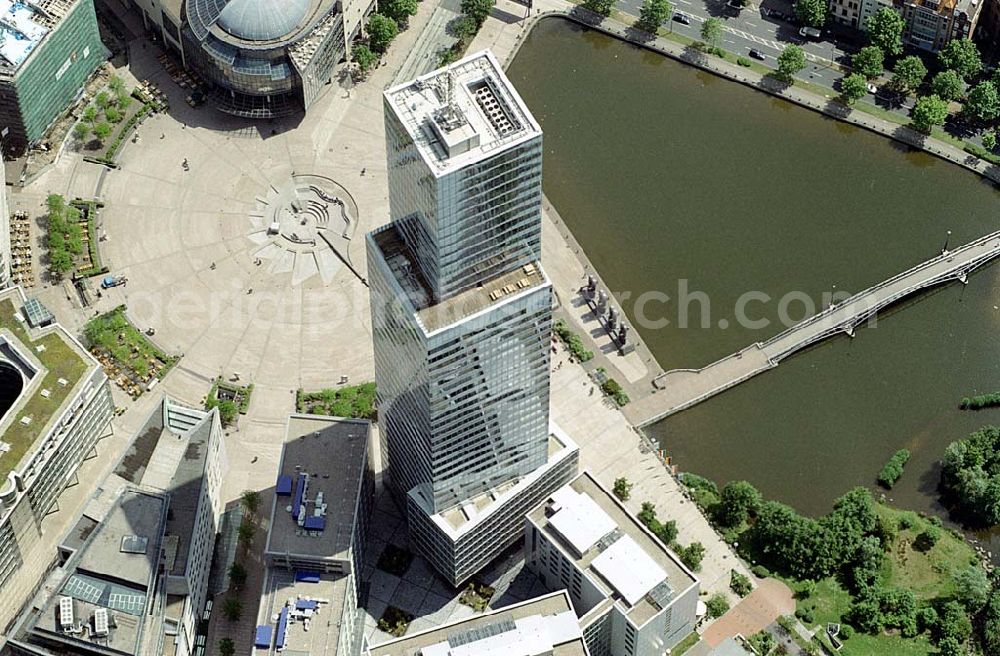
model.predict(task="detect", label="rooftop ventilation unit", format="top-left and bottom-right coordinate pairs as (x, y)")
top-left (93, 608), bottom-right (110, 637)
top-left (59, 597), bottom-right (74, 631)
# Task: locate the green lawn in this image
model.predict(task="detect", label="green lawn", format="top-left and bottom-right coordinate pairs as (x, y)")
top-left (671, 631), bottom-right (700, 655)
top-left (0, 298), bottom-right (88, 479)
top-left (791, 504), bottom-right (979, 656)
top-left (83, 306), bottom-right (177, 382)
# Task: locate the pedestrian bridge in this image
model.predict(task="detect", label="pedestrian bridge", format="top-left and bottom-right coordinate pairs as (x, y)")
top-left (628, 230), bottom-right (1000, 428)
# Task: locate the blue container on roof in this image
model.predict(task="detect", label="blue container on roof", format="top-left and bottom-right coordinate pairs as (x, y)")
top-left (276, 475), bottom-right (293, 496)
top-left (254, 625), bottom-right (272, 648)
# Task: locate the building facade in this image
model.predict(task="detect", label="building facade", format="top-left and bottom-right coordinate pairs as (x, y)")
top-left (897, 0), bottom-right (983, 51)
top-left (123, 0), bottom-right (375, 117)
top-left (0, 0), bottom-right (106, 157)
top-left (368, 50), bottom-right (579, 587)
top-left (0, 287), bottom-right (114, 627)
top-left (525, 473), bottom-right (700, 656)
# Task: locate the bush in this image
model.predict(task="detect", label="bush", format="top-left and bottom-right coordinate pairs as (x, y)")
top-left (706, 593), bottom-right (730, 618)
top-left (796, 607), bottom-right (814, 624)
top-left (730, 569), bottom-right (752, 597)
top-left (737, 56), bottom-right (752, 67)
top-left (553, 319), bottom-right (594, 362)
top-left (353, 43), bottom-right (378, 75)
top-left (752, 564), bottom-right (771, 578)
top-left (105, 106), bottom-right (122, 123)
top-left (877, 449), bottom-right (910, 488)
top-left (839, 624), bottom-right (854, 639)
top-left (600, 378), bottom-right (630, 406)
top-left (221, 598), bottom-right (242, 622)
top-left (367, 14), bottom-right (399, 53)
top-left (613, 477), bottom-right (632, 501)
top-left (228, 562), bottom-right (247, 589)
top-left (676, 542), bottom-right (705, 571)
top-left (959, 391), bottom-right (1000, 409)
top-left (219, 638), bottom-right (235, 656)
top-left (897, 511), bottom-right (918, 529)
top-left (378, 606), bottom-right (414, 637)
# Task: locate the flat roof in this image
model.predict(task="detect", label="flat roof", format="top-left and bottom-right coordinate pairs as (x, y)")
top-left (256, 568), bottom-right (352, 656)
top-left (384, 50), bottom-right (542, 177)
top-left (0, 287), bottom-right (96, 483)
top-left (264, 415), bottom-right (369, 562)
top-left (528, 472), bottom-right (698, 628)
top-left (369, 224), bottom-right (548, 335)
top-left (416, 425), bottom-right (578, 539)
top-left (371, 591), bottom-right (589, 656)
top-left (20, 488), bottom-right (167, 656)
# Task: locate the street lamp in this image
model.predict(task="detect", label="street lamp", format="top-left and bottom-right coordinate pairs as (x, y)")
top-left (942, 230), bottom-right (952, 255)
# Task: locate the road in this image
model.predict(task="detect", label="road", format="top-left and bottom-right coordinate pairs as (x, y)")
top-left (615, 0), bottom-right (884, 99)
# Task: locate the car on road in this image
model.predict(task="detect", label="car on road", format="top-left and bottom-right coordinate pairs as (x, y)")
top-left (799, 26), bottom-right (822, 39)
top-left (749, 48), bottom-right (766, 60)
top-left (672, 11), bottom-right (691, 24)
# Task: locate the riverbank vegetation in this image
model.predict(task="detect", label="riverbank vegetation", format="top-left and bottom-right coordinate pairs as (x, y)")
top-left (878, 449), bottom-right (910, 489)
top-left (959, 392), bottom-right (1000, 410)
top-left (678, 473), bottom-right (991, 655)
top-left (939, 425), bottom-right (1000, 526)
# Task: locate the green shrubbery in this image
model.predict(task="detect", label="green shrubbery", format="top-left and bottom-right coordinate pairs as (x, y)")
top-left (600, 377), bottom-right (630, 406)
top-left (553, 319), bottom-right (594, 362)
top-left (637, 501), bottom-right (678, 546)
top-left (706, 593), bottom-right (729, 618)
top-left (939, 426), bottom-right (1000, 525)
top-left (960, 391), bottom-right (1000, 410)
top-left (297, 383), bottom-right (376, 420)
top-left (730, 569), bottom-right (752, 597)
top-left (45, 195), bottom-right (84, 278)
top-left (878, 449), bottom-right (910, 489)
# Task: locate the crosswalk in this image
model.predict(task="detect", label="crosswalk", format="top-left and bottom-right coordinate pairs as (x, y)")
top-left (674, 11), bottom-right (837, 66)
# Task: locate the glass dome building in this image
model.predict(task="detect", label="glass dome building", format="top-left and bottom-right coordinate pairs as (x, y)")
top-left (181, 0), bottom-right (374, 117)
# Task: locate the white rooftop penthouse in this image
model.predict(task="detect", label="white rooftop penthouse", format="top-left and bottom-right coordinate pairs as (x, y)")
top-left (383, 49), bottom-right (542, 177)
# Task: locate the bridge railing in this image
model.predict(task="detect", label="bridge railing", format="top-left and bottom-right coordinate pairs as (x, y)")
top-left (761, 230), bottom-right (1000, 351)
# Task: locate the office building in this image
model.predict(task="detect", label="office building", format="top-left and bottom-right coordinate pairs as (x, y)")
top-left (367, 50), bottom-right (579, 587)
top-left (0, 287), bottom-right (114, 626)
top-left (123, 0), bottom-right (376, 117)
top-left (4, 396), bottom-right (227, 656)
top-left (525, 472), bottom-right (700, 656)
top-left (0, 0), bottom-right (106, 156)
top-left (6, 488), bottom-right (171, 656)
top-left (366, 590), bottom-right (590, 656)
top-left (255, 415), bottom-right (374, 656)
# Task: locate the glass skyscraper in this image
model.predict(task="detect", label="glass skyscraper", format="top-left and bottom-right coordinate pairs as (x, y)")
top-left (367, 50), bottom-right (578, 586)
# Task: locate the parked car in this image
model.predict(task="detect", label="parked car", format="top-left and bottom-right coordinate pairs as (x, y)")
top-left (673, 11), bottom-right (691, 24)
top-left (749, 48), bottom-right (766, 60)
top-left (799, 26), bottom-right (822, 39)
top-left (867, 82), bottom-right (878, 94)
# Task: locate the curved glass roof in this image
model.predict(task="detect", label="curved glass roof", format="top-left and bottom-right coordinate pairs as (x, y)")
top-left (216, 0), bottom-right (310, 41)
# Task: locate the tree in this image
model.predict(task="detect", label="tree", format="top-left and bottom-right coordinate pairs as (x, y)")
top-left (583, 0), bottom-right (615, 15)
top-left (700, 18), bottom-right (723, 49)
top-left (92, 121), bottom-right (112, 142)
top-left (228, 562), bottom-right (247, 590)
top-left (221, 598), bottom-right (242, 622)
top-left (241, 489), bottom-right (261, 515)
top-left (952, 566), bottom-right (990, 611)
top-left (931, 70), bottom-right (965, 102)
top-left (910, 95), bottom-right (948, 134)
top-left (367, 14), bottom-right (399, 53)
top-left (840, 73), bottom-right (869, 105)
top-left (983, 130), bottom-right (997, 150)
top-left (717, 480), bottom-right (761, 527)
top-left (237, 519), bottom-right (255, 549)
top-left (73, 122), bottom-right (91, 142)
top-left (95, 91), bottom-right (111, 109)
top-left (706, 593), bottom-right (730, 618)
top-left (383, 0), bottom-right (418, 27)
top-left (983, 593), bottom-right (1000, 656)
top-left (877, 449), bottom-right (910, 488)
top-left (936, 600), bottom-right (973, 644)
top-left (613, 477), bottom-right (632, 501)
top-left (964, 81), bottom-right (1000, 122)
top-left (940, 427), bottom-right (1000, 525)
top-left (852, 46), bottom-right (884, 80)
top-left (939, 38), bottom-right (981, 79)
top-left (82, 106), bottom-right (98, 124)
top-left (105, 106), bottom-right (122, 124)
top-left (353, 44), bottom-right (378, 75)
top-left (889, 56), bottom-right (927, 94)
top-left (109, 75), bottom-right (125, 94)
top-left (794, 0), bottom-right (826, 28)
top-left (49, 249), bottom-right (73, 276)
top-left (451, 15), bottom-right (479, 41)
top-left (117, 91), bottom-right (133, 111)
top-left (677, 542), bottom-right (705, 571)
top-left (914, 524), bottom-right (942, 550)
top-left (776, 45), bottom-right (807, 83)
top-left (461, 0), bottom-right (495, 25)
top-left (638, 0), bottom-right (673, 32)
top-left (865, 7), bottom-right (904, 56)
top-left (219, 638), bottom-right (236, 656)
top-left (730, 569), bottom-right (752, 597)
